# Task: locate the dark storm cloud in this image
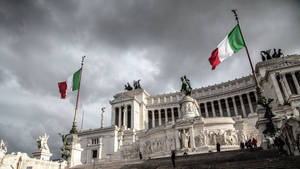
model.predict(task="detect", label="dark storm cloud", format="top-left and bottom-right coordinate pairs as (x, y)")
top-left (0, 0), bottom-right (299, 158)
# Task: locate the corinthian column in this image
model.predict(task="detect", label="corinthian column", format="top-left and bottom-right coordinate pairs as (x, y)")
top-left (225, 98), bottom-right (230, 117)
top-left (232, 97), bottom-right (238, 116)
top-left (152, 110), bottom-right (155, 128)
top-left (218, 100), bottom-right (223, 117)
top-left (165, 109), bottom-right (168, 124)
top-left (247, 93), bottom-right (254, 114)
top-left (270, 73), bottom-right (284, 104)
top-left (123, 106), bottom-right (127, 129)
top-left (282, 73), bottom-right (292, 96)
top-left (204, 102), bottom-right (209, 117)
top-left (239, 95), bottom-right (247, 118)
top-left (291, 72), bottom-right (300, 94)
top-left (171, 108), bottom-right (175, 124)
top-left (159, 109), bottom-right (162, 126)
top-left (211, 101), bottom-right (216, 117)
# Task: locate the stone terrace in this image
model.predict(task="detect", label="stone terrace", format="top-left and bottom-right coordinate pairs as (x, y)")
top-left (121, 149), bottom-right (300, 169)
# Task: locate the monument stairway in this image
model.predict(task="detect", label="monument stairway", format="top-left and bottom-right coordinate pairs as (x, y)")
top-left (121, 149), bottom-right (300, 169)
top-left (71, 149), bottom-right (300, 169)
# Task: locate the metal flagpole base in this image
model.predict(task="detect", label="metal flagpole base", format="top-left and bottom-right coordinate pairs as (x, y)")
top-left (70, 122), bottom-right (78, 134)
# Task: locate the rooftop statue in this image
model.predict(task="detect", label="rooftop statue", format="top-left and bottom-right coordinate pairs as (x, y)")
top-left (133, 79), bottom-right (141, 89)
top-left (260, 49), bottom-right (283, 61)
top-left (37, 133), bottom-right (50, 152)
top-left (124, 82), bottom-right (133, 91)
top-left (125, 80), bottom-right (142, 91)
top-left (0, 139), bottom-right (7, 154)
top-left (180, 75), bottom-right (192, 96)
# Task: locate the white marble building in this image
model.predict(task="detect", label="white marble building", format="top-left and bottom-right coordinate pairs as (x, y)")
top-left (78, 55), bottom-right (300, 164)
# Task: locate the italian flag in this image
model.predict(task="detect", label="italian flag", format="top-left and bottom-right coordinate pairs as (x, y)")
top-left (58, 68), bottom-right (81, 99)
top-left (209, 24), bottom-right (245, 70)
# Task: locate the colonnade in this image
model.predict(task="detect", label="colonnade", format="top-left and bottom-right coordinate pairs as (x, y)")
top-left (114, 105), bottom-right (132, 129)
top-left (199, 92), bottom-right (257, 118)
top-left (148, 107), bottom-right (179, 129)
top-left (273, 71), bottom-right (300, 104)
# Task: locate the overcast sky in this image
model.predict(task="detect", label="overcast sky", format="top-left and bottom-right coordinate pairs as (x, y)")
top-left (0, 0), bottom-right (299, 159)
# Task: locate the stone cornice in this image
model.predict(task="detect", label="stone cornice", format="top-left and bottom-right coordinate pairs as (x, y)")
top-left (195, 84), bottom-right (256, 102)
top-left (146, 102), bottom-right (179, 109)
top-left (78, 126), bottom-right (116, 136)
top-left (260, 59), bottom-right (300, 83)
top-left (256, 55), bottom-right (300, 73)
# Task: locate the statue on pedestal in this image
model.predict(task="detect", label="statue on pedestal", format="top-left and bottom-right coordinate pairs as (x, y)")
top-left (180, 75), bottom-right (192, 96)
top-left (37, 133), bottom-right (50, 152)
top-left (0, 139), bottom-right (7, 155)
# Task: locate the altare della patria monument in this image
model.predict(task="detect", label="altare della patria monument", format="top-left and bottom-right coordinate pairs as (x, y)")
top-left (2, 51), bottom-right (300, 169)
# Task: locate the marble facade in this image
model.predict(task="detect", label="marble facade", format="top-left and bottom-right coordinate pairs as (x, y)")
top-left (77, 55), bottom-right (300, 164)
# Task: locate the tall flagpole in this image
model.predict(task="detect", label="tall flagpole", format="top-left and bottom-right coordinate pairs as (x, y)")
top-left (70, 56), bottom-right (86, 134)
top-left (231, 9), bottom-right (262, 99)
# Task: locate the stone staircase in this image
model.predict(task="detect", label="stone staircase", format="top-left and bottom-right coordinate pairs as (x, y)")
top-left (121, 149), bottom-right (300, 169)
top-left (72, 149), bottom-right (300, 169)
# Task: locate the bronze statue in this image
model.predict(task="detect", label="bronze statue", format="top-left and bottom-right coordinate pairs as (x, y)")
top-left (180, 75), bottom-right (192, 96)
top-left (124, 82), bottom-right (133, 91)
top-left (257, 97), bottom-right (277, 136)
top-left (133, 79), bottom-right (141, 89)
top-left (260, 49), bottom-right (272, 60)
top-left (125, 80), bottom-right (142, 91)
top-left (260, 49), bottom-right (283, 61)
top-left (59, 133), bottom-right (71, 160)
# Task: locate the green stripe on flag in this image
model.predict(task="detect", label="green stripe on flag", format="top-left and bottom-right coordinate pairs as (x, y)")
top-left (228, 24), bottom-right (245, 53)
top-left (72, 68), bottom-right (81, 91)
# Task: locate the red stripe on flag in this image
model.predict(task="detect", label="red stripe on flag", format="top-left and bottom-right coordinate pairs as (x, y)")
top-left (58, 81), bottom-right (67, 99)
top-left (208, 48), bottom-right (221, 70)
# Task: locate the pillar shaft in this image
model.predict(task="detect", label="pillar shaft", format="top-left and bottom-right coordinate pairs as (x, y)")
top-left (225, 98), bottom-right (230, 117)
top-left (204, 102), bottom-right (209, 118)
top-left (239, 95), bottom-right (247, 118)
top-left (152, 110), bottom-right (155, 128)
top-left (211, 101), bottom-right (216, 117)
top-left (247, 93), bottom-right (254, 113)
top-left (291, 72), bottom-right (300, 94)
top-left (171, 108), bottom-right (175, 124)
top-left (165, 109), bottom-right (168, 124)
top-left (158, 109), bottom-right (162, 126)
top-left (232, 97), bottom-right (238, 116)
top-left (283, 73), bottom-right (292, 95)
top-left (270, 73), bottom-right (284, 104)
top-left (118, 107), bottom-right (121, 128)
top-left (218, 100), bottom-right (223, 117)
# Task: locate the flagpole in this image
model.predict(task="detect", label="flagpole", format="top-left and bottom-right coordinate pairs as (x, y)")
top-left (231, 9), bottom-right (262, 99)
top-left (70, 56), bottom-right (86, 134)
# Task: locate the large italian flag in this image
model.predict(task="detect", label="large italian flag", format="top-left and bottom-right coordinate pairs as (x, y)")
top-left (209, 24), bottom-right (245, 70)
top-left (58, 68), bottom-right (81, 99)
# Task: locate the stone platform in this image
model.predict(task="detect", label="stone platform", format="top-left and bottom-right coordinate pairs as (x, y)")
top-left (70, 149), bottom-right (300, 169)
top-left (121, 149), bottom-right (300, 169)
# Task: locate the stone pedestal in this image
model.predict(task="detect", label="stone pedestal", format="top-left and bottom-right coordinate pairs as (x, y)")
top-left (66, 134), bottom-right (83, 167)
top-left (256, 105), bottom-right (281, 150)
top-left (32, 151), bottom-right (52, 161)
top-left (32, 133), bottom-right (52, 161)
top-left (179, 96), bottom-right (200, 119)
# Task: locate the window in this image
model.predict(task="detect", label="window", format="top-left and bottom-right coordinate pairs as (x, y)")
top-left (92, 138), bottom-right (99, 145)
top-left (92, 150), bottom-right (98, 158)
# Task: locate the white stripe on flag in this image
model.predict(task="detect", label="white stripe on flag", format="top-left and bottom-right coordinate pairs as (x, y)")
top-left (217, 36), bottom-right (234, 62)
